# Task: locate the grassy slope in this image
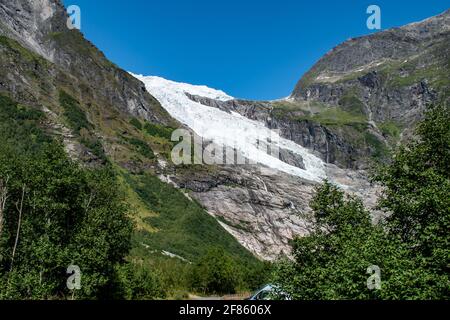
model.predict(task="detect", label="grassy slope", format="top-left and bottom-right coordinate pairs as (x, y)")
top-left (124, 172), bottom-right (258, 264)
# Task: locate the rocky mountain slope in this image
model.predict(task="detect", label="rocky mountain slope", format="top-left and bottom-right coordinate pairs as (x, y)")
top-left (289, 9), bottom-right (449, 162)
top-left (189, 10), bottom-right (449, 171)
top-left (0, 0), bottom-right (172, 124)
top-left (135, 75), bottom-right (379, 259)
top-left (0, 0), bottom-right (181, 167)
top-left (0, 0), bottom-right (448, 261)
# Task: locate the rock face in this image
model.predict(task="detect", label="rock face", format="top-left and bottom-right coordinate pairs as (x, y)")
top-left (165, 162), bottom-right (378, 260)
top-left (144, 78), bottom-right (381, 260)
top-left (187, 88), bottom-right (377, 169)
top-left (0, 0), bottom-right (174, 125)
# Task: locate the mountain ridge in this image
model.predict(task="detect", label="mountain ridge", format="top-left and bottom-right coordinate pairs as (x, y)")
top-left (0, 0), bottom-right (175, 126)
top-left (291, 8), bottom-right (449, 127)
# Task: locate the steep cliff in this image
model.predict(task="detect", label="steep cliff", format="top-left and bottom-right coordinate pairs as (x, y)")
top-left (0, 0), bottom-right (173, 124)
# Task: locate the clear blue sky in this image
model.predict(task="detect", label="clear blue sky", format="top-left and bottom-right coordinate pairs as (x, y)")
top-left (62, 0), bottom-right (449, 100)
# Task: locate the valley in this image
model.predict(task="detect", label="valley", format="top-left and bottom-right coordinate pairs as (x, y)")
top-left (0, 0), bottom-right (448, 300)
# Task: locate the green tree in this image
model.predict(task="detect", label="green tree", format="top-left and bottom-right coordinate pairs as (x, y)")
top-left (190, 248), bottom-right (239, 295)
top-left (0, 94), bottom-right (138, 299)
top-left (375, 103), bottom-right (450, 276)
top-left (273, 103), bottom-right (449, 299)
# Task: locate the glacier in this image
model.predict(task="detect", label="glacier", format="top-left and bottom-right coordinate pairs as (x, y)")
top-left (131, 74), bottom-right (328, 183)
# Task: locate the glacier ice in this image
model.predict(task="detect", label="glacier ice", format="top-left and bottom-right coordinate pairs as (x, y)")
top-left (131, 74), bottom-right (327, 183)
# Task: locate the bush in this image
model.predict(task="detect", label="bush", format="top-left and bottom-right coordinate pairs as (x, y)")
top-left (129, 118), bottom-right (143, 130)
top-left (113, 263), bottom-right (165, 300)
top-left (59, 90), bottom-right (91, 134)
top-left (59, 91), bottom-right (106, 160)
top-left (143, 122), bottom-right (175, 140)
top-left (125, 137), bottom-right (155, 159)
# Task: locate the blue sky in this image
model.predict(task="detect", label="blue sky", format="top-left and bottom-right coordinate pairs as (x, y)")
top-left (62, 0), bottom-right (449, 100)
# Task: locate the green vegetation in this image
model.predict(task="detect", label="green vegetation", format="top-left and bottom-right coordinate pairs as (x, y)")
top-left (123, 119), bottom-right (175, 161)
top-left (143, 121), bottom-right (175, 140)
top-left (50, 30), bottom-right (115, 69)
top-left (59, 90), bottom-right (106, 160)
top-left (364, 132), bottom-right (389, 160)
top-left (338, 91), bottom-right (365, 116)
top-left (296, 67), bottom-right (320, 88)
top-left (300, 107), bottom-right (367, 126)
top-left (386, 61), bottom-right (450, 89)
top-left (216, 216), bottom-right (252, 233)
top-left (130, 118), bottom-right (175, 141)
top-left (271, 100), bottom-right (391, 163)
top-left (48, 29), bottom-right (174, 126)
top-left (125, 173), bottom-right (256, 264)
top-left (272, 100), bottom-right (325, 117)
top-left (80, 130), bottom-right (107, 160)
top-left (273, 103), bottom-right (450, 299)
top-left (188, 248), bottom-right (272, 295)
top-left (124, 137), bottom-right (155, 159)
top-left (378, 121), bottom-right (402, 139)
top-left (378, 42), bottom-right (450, 93)
top-left (129, 117), bottom-right (143, 130)
top-left (112, 263), bottom-right (165, 299)
top-left (0, 35), bottom-right (50, 66)
top-left (0, 95), bottom-right (50, 149)
top-left (0, 94), bottom-right (161, 299)
top-left (272, 99), bottom-right (367, 127)
top-left (122, 172), bottom-right (269, 295)
top-left (189, 248), bottom-right (240, 295)
top-left (59, 90), bottom-right (91, 134)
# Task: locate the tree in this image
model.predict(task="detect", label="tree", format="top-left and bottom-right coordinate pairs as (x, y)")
top-left (0, 95), bottom-right (136, 299)
top-left (273, 103), bottom-right (449, 299)
top-left (375, 103), bottom-right (450, 275)
top-left (112, 262), bottom-right (165, 300)
top-left (189, 248), bottom-right (239, 295)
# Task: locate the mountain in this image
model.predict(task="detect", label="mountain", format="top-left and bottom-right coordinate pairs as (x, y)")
top-left (0, 0), bottom-right (262, 286)
top-left (291, 9), bottom-right (449, 124)
top-left (128, 9), bottom-right (449, 259)
top-left (0, 0), bottom-right (172, 124)
top-left (0, 0), bottom-right (448, 265)
top-left (192, 10), bottom-right (448, 171)
top-left (288, 9), bottom-right (449, 163)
